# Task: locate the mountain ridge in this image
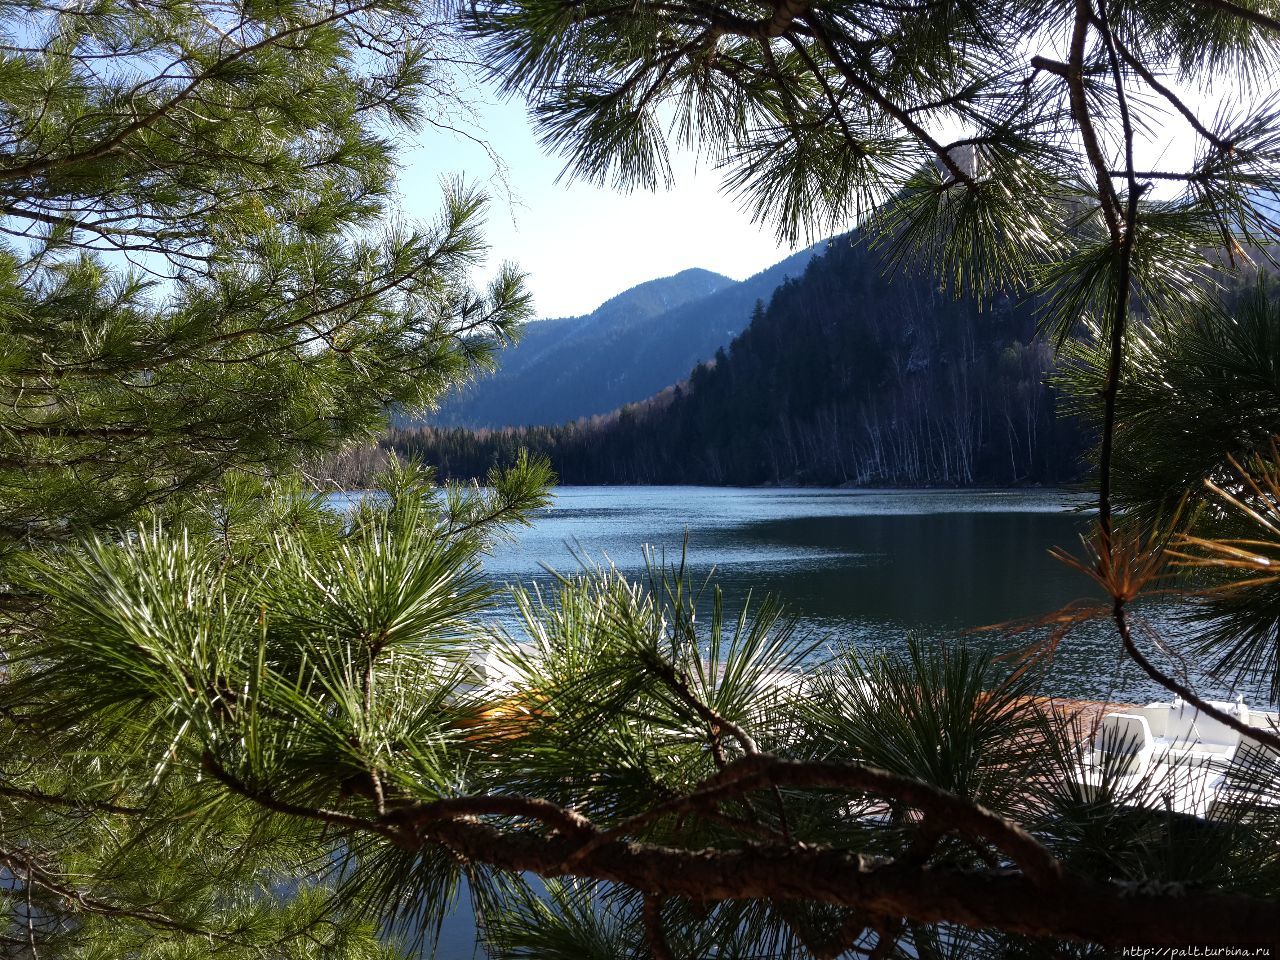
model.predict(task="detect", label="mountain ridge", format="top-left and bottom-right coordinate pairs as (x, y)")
top-left (424, 246), bottom-right (823, 428)
top-left (387, 233), bottom-right (1089, 487)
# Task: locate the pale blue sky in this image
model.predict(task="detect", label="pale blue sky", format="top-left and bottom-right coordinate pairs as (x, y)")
top-left (392, 86), bottom-right (807, 319)
top-left (390, 67), bottom-right (1219, 320)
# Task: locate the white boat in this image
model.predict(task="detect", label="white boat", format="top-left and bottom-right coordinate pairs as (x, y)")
top-left (465, 647), bottom-right (1280, 822)
top-left (1076, 697), bottom-right (1280, 819)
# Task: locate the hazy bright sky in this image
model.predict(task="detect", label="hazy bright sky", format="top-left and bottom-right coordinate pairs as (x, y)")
top-left (393, 88), bottom-right (809, 320)
top-left (390, 66), bottom-right (1223, 321)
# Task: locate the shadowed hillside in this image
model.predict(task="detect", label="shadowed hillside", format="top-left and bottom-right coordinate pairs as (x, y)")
top-left (421, 245), bottom-right (822, 428)
top-left (384, 235), bottom-right (1089, 486)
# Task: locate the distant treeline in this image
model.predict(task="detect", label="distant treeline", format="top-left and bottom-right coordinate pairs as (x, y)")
top-left (324, 239), bottom-right (1270, 490)
top-left (334, 235), bottom-right (1096, 487)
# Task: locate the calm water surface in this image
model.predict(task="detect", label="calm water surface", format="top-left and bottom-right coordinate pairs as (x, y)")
top-left (477, 486), bottom-right (1259, 705)
top-left (344, 486), bottom-right (1268, 958)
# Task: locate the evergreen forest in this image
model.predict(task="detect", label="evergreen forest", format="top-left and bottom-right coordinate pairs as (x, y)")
top-left (379, 233), bottom-right (1092, 486)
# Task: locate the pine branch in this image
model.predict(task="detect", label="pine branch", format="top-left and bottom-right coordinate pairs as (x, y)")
top-left (0, 782), bottom-right (145, 816)
top-left (1192, 0), bottom-right (1280, 33)
top-left (643, 894), bottom-right (676, 960)
top-left (1106, 31), bottom-right (1229, 152)
top-left (1065, 2), bottom-right (1121, 241)
top-left (1114, 601), bottom-right (1280, 752)
top-left (0, 848), bottom-right (234, 941)
top-left (0, 0), bottom-right (382, 184)
top-left (413, 813), bottom-right (1280, 946)
top-left (798, 13), bottom-right (975, 187)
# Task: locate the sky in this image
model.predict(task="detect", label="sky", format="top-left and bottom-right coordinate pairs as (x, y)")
top-left (388, 64), bottom-right (1223, 322)
top-left (392, 82), bottom-right (809, 320)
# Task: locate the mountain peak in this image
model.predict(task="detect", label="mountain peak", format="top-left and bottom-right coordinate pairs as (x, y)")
top-left (583, 268), bottom-right (734, 328)
top-left (418, 247), bottom-right (821, 429)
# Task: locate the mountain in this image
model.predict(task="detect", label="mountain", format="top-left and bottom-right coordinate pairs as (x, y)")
top-left (426, 246), bottom-right (822, 428)
top-left (386, 234), bottom-right (1090, 487)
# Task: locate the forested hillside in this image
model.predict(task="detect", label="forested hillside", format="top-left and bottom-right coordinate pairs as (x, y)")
top-left (408, 267), bottom-right (727, 427)
top-left (423, 246), bottom-right (821, 427)
top-left (380, 234), bottom-right (1091, 486)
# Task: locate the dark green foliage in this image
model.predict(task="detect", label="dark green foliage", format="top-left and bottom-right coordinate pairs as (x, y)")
top-left (0, 0), bottom-right (541, 952)
top-left (805, 640), bottom-right (1044, 807)
top-left (1062, 273), bottom-right (1280, 524)
top-left (0, 0), bottom-right (531, 545)
top-left (386, 234), bottom-right (1087, 486)
top-left (8, 0), bottom-right (1280, 950)
top-left (16, 529), bottom-right (1278, 956)
top-left (1056, 276), bottom-right (1280, 698)
top-left (1, 459), bottom-right (553, 957)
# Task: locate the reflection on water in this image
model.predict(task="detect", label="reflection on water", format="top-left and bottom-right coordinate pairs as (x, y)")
top-left (476, 486), bottom-right (1264, 706)
top-left (486, 488), bottom-right (1087, 617)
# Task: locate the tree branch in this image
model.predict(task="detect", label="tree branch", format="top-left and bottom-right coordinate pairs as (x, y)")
top-left (1106, 32), bottom-right (1229, 152)
top-left (0, 782), bottom-right (145, 815)
top-left (1093, 0), bottom-right (1142, 552)
top-left (638, 649), bottom-right (760, 756)
top-left (561, 754), bottom-right (1060, 888)
top-left (389, 793), bottom-right (596, 841)
top-left (1114, 602), bottom-right (1280, 752)
top-left (643, 894), bottom-right (676, 960)
top-left (0, 1), bottom-right (381, 184)
top-left (1066, 1), bottom-right (1121, 241)
top-left (201, 753), bottom-right (390, 837)
top-left (0, 848), bottom-right (233, 940)
top-left (696, 756), bottom-right (1064, 888)
top-left (414, 814), bottom-right (1280, 946)
top-left (762, 0), bottom-right (809, 38)
top-left (801, 15), bottom-right (973, 186)
top-left (1192, 0), bottom-right (1280, 33)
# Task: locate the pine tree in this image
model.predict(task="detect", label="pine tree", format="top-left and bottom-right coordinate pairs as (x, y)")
top-left (0, 0), bottom-right (545, 953)
top-left (0, 0), bottom-right (532, 543)
top-left (7, 0), bottom-right (1280, 956)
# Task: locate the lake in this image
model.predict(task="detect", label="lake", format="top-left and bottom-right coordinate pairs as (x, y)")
top-left (359, 485), bottom-right (1267, 957)
top-left (477, 485), bottom-right (1257, 706)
